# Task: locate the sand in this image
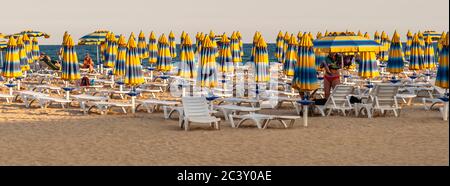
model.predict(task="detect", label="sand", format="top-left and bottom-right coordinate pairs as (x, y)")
top-left (0, 101), bottom-right (448, 165)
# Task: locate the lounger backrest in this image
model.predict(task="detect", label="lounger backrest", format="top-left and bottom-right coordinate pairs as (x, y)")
top-left (373, 85), bottom-right (399, 107)
top-left (182, 97), bottom-right (211, 118)
top-left (326, 85), bottom-right (354, 107)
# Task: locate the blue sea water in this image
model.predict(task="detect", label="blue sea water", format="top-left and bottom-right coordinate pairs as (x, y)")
top-left (39, 44), bottom-right (278, 66)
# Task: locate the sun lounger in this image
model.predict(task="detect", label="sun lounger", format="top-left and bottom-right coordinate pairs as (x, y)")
top-left (355, 84), bottom-right (400, 118)
top-left (180, 97), bottom-right (221, 131)
top-left (71, 94), bottom-right (109, 114)
top-left (229, 113), bottom-right (300, 129)
top-left (314, 85), bottom-right (354, 116)
top-left (85, 101), bottom-right (133, 115)
top-left (136, 99), bottom-right (181, 118)
top-left (36, 96), bottom-right (72, 109)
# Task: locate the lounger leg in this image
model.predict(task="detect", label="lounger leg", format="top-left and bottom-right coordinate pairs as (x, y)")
top-left (228, 114), bottom-right (236, 128)
top-left (184, 120), bottom-right (189, 131)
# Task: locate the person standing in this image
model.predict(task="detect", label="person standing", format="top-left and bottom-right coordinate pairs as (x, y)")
top-left (321, 53), bottom-right (341, 99)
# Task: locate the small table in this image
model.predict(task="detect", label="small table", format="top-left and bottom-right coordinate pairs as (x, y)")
top-left (297, 100), bottom-right (314, 127)
top-left (396, 93), bottom-right (417, 106)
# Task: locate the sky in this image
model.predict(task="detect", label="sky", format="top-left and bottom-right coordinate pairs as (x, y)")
top-left (1, 0), bottom-right (449, 44)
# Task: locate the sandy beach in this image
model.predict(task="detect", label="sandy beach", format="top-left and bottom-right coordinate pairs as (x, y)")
top-left (0, 102), bottom-right (448, 166)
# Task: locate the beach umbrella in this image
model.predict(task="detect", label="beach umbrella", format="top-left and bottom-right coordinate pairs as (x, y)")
top-left (217, 34), bottom-right (233, 73)
top-left (61, 35), bottom-right (81, 81)
top-left (275, 31), bottom-right (284, 63)
top-left (211, 38), bottom-right (219, 57)
top-left (31, 37), bottom-right (40, 61)
top-left (0, 40), bottom-right (6, 49)
top-left (78, 30), bottom-right (118, 65)
top-left (364, 32), bottom-right (370, 39)
top-left (281, 32), bottom-right (291, 63)
top-left (1, 37), bottom-right (22, 78)
top-left (423, 35), bottom-right (436, 70)
top-left (405, 30), bottom-right (413, 61)
top-left (438, 32), bottom-right (447, 53)
top-left (180, 31), bottom-right (187, 44)
top-left (358, 51), bottom-right (379, 79)
top-left (297, 31), bottom-right (303, 43)
top-left (283, 35), bottom-right (297, 77)
top-left (386, 31), bottom-right (405, 74)
top-left (169, 31), bottom-right (177, 58)
top-left (104, 33), bottom-right (118, 68)
top-left (230, 32), bottom-right (242, 65)
top-left (409, 34), bottom-right (424, 71)
top-left (148, 31), bottom-right (158, 64)
top-left (0, 40), bottom-right (6, 68)
top-left (137, 31), bottom-right (149, 59)
top-left (23, 34), bottom-right (33, 64)
top-left (197, 36), bottom-right (218, 88)
top-left (292, 34), bottom-right (318, 91)
top-left (250, 32), bottom-right (261, 62)
top-left (253, 36), bottom-right (269, 83)
top-left (178, 34), bottom-right (196, 79)
top-left (314, 35), bottom-right (383, 53)
top-left (374, 31), bottom-right (381, 44)
top-left (5, 30), bottom-right (50, 39)
top-left (114, 35), bottom-right (126, 77)
top-left (156, 34), bottom-right (172, 73)
top-left (357, 31), bottom-right (363, 37)
top-left (380, 31), bottom-right (390, 62)
top-left (316, 32), bottom-right (323, 39)
top-left (435, 33), bottom-right (448, 89)
top-left (124, 34), bottom-right (145, 86)
top-left (209, 30), bottom-right (215, 40)
top-left (315, 51), bottom-right (326, 70)
top-left (17, 36), bottom-right (30, 72)
top-left (423, 30), bottom-right (442, 42)
top-left (237, 31), bottom-right (244, 58)
top-left (195, 32), bottom-right (204, 54)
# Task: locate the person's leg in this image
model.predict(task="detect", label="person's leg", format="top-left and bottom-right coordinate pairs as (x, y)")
top-left (324, 78), bottom-right (331, 99)
top-left (331, 77), bottom-right (341, 91)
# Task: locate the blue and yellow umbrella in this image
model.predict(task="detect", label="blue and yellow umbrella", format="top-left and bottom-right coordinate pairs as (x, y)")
top-left (78, 30), bottom-right (117, 64)
top-left (169, 31), bottom-right (177, 58)
top-left (104, 33), bottom-right (118, 68)
top-left (1, 37), bottom-right (22, 78)
top-left (315, 51), bottom-right (326, 70)
top-left (156, 34), bottom-right (172, 72)
top-left (292, 34), bottom-right (318, 91)
top-left (197, 36), bottom-right (218, 88)
top-left (423, 35), bottom-right (436, 70)
top-left (61, 35), bottom-right (81, 81)
top-left (254, 36), bottom-right (269, 83)
top-left (314, 35), bottom-right (383, 53)
top-left (32, 37), bottom-right (40, 61)
top-left (282, 32), bottom-right (290, 62)
top-left (17, 36), bottom-right (30, 71)
top-left (409, 34), bottom-right (424, 70)
top-left (380, 31), bottom-right (390, 61)
top-left (178, 34), bottom-right (196, 79)
top-left (358, 51), bottom-right (379, 79)
top-left (217, 34), bottom-right (233, 73)
top-left (23, 34), bottom-right (33, 65)
top-left (230, 32), bottom-right (242, 65)
top-left (316, 32), bottom-right (323, 39)
top-left (250, 31), bottom-right (262, 62)
top-left (386, 31), bottom-right (405, 74)
top-left (405, 30), bottom-right (413, 61)
top-left (124, 33), bottom-right (145, 86)
top-left (275, 31), bottom-right (284, 63)
top-left (374, 31), bottom-right (381, 44)
top-left (283, 34), bottom-right (297, 77)
top-left (148, 31), bottom-right (158, 64)
top-left (435, 33), bottom-right (448, 89)
top-left (423, 30), bottom-right (442, 42)
top-left (5, 30), bottom-right (50, 39)
top-left (114, 35), bottom-right (127, 77)
top-left (137, 31), bottom-right (149, 59)
top-left (364, 32), bottom-right (370, 39)
top-left (180, 31), bottom-right (187, 45)
top-left (237, 31), bottom-right (244, 58)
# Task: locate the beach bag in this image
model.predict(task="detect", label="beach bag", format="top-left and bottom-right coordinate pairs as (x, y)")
top-left (349, 96), bottom-right (362, 104)
top-left (80, 76), bottom-right (91, 86)
top-left (314, 99), bottom-right (327, 105)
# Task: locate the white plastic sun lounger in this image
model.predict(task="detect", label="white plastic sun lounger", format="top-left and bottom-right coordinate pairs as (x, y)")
top-left (136, 99), bottom-right (181, 119)
top-left (180, 97), bottom-right (221, 131)
top-left (228, 113), bottom-right (300, 129)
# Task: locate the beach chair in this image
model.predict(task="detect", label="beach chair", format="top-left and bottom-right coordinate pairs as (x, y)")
top-left (356, 84), bottom-right (400, 118)
top-left (136, 99), bottom-right (181, 119)
top-left (0, 93), bottom-right (14, 103)
top-left (314, 85), bottom-right (355, 116)
top-left (228, 113), bottom-right (300, 129)
top-left (180, 97), bottom-right (221, 131)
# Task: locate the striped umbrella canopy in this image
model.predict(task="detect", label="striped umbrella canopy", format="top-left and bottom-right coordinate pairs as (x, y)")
top-left (209, 30), bottom-right (215, 40)
top-left (178, 34), bottom-right (196, 79)
top-left (22, 34), bottom-right (33, 65)
top-left (316, 32), bottom-right (323, 39)
top-left (313, 35), bottom-right (383, 53)
top-left (418, 31), bottom-right (425, 48)
top-left (156, 34), bottom-right (172, 72)
top-left (275, 31), bottom-right (284, 63)
top-left (211, 38), bottom-right (219, 57)
top-left (1, 37), bottom-right (22, 78)
top-left (282, 32), bottom-right (291, 62)
top-left (386, 31), bottom-right (405, 74)
top-left (423, 35), bottom-right (436, 70)
top-left (254, 36), bottom-right (269, 83)
top-left (297, 31), bottom-right (303, 43)
top-left (404, 30), bottom-right (413, 61)
top-left (283, 35), bottom-right (297, 77)
top-left (59, 31), bottom-right (69, 60)
top-left (124, 34), bottom-right (144, 86)
top-left (61, 35), bottom-right (81, 81)
top-left (137, 31), bottom-right (149, 59)
top-left (5, 30), bottom-right (50, 39)
top-left (423, 31), bottom-right (442, 42)
top-left (237, 31), bottom-right (244, 57)
top-left (374, 31), bottom-right (381, 44)
top-left (315, 51), bottom-right (327, 70)
top-left (0, 40), bottom-right (6, 49)
top-left (114, 35), bottom-right (127, 77)
top-left (250, 31), bottom-right (262, 62)
top-left (292, 34), bottom-right (318, 91)
top-left (230, 32), bottom-right (242, 65)
top-left (180, 31), bottom-right (187, 44)
top-left (358, 51), bottom-right (380, 79)
top-left (17, 36), bottom-right (30, 71)
top-left (380, 31), bottom-right (390, 61)
top-left (364, 32), bottom-right (370, 39)
top-left (169, 31), bottom-right (177, 58)
top-left (357, 31), bottom-right (363, 37)
top-left (31, 37), bottom-right (40, 61)
top-left (409, 34), bottom-right (424, 70)
top-left (217, 34), bottom-right (233, 73)
top-left (197, 36), bottom-right (218, 88)
top-left (78, 30), bottom-right (118, 64)
top-left (104, 33), bottom-right (118, 68)
top-left (195, 32), bottom-right (204, 54)
top-left (438, 32), bottom-right (447, 53)
top-left (147, 31), bottom-right (158, 64)
top-left (435, 33), bottom-right (448, 89)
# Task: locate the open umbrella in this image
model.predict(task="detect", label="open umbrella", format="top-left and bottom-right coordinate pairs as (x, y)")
top-left (5, 30), bottom-right (50, 39)
top-left (169, 31), bottom-right (177, 58)
top-left (124, 33), bottom-right (144, 86)
top-left (409, 34), bottom-right (424, 71)
top-left (275, 31), bottom-right (284, 63)
top-left (178, 34), bottom-right (196, 79)
top-left (386, 31), bottom-right (405, 74)
top-left (405, 30), bottom-right (413, 61)
top-left (78, 30), bottom-right (117, 66)
top-left (156, 34), bottom-right (172, 73)
top-left (1, 37), bottom-right (22, 79)
top-left (283, 34), bottom-right (297, 77)
top-left (217, 34), bottom-right (233, 73)
top-left (114, 35), bottom-right (127, 77)
top-left (197, 36), bottom-right (218, 89)
top-left (230, 32), bottom-right (242, 65)
top-left (137, 31), bottom-right (149, 59)
top-left (61, 35), bottom-right (81, 81)
top-left (435, 33), bottom-right (448, 89)
top-left (358, 51), bottom-right (379, 79)
top-left (423, 30), bottom-right (442, 42)
top-left (423, 35), bottom-right (436, 70)
top-left (148, 31), bottom-right (158, 64)
top-left (104, 33), bottom-right (118, 68)
top-left (292, 34), bottom-right (318, 91)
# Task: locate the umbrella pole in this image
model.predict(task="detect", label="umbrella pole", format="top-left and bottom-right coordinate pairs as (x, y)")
top-left (96, 45), bottom-right (100, 73)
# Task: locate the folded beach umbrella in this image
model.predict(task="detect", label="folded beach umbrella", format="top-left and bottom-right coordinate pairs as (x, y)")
top-left (31, 37), bottom-right (40, 61)
top-left (1, 37), bottom-right (22, 78)
top-left (124, 34), bottom-right (144, 86)
top-left (380, 31), bottom-right (390, 61)
top-left (197, 36), bottom-right (218, 88)
top-left (195, 32), bottom-right (204, 55)
top-left (358, 51), bottom-right (379, 79)
top-left (230, 32), bottom-right (242, 65)
top-left (17, 36), bottom-right (30, 71)
top-left (423, 35), bottom-right (436, 70)
top-left (283, 35), bottom-right (297, 77)
top-left (180, 31), bottom-right (187, 44)
top-left (217, 34), bottom-right (233, 73)
top-left (357, 31), bottom-right (363, 37)
top-left (250, 32), bottom-right (262, 62)
top-left (404, 30), bottom-right (413, 61)
top-left (275, 31), bottom-right (284, 63)
top-left (435, 33), bottom-right (448, 89)
top-left (104, 33), bottom-right (118, 68)
top-left (237, 31), bottom-right (244, 57)
top-left (281, 32), bottom-right (291, 62)
top-left (364, 32), bottom-right (370, 39)
top-left (374, 31), bottom-right (381, 44)
top-left (156, 34), bottom-right (172, 72)
top-left (5, 30), bottom-right (50, 39)
top-left (253, 36), bottom-right (269, 83)
top-left (22, 34), bottom-right (33, 66)
top-left (409, 34), bottom-right (424, 71)
top-left (297, 31), bottom-right (303, 43)
top-left (292, 34), bottom-right (318, 91)
top-left (209, 30), bottom-right (215, 40)
top-left (316, 32), bottom-right (323, 39)
top-left (178, 34), bottom-right (196, 79)
top-left (61, 35), bottom-right (81, 81)
top-left (386, 31), bottom-right (405, 74)
top-left (169, 31), bottom-right (177, 58)
top-left (137, 31), bottom-right (149, 59)
top-left (114, 35), bottom-right (127, 77)
top-left (211, 38), bottom-right (219, 57)
top-left (147, 31), bottom-right (158, 64)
